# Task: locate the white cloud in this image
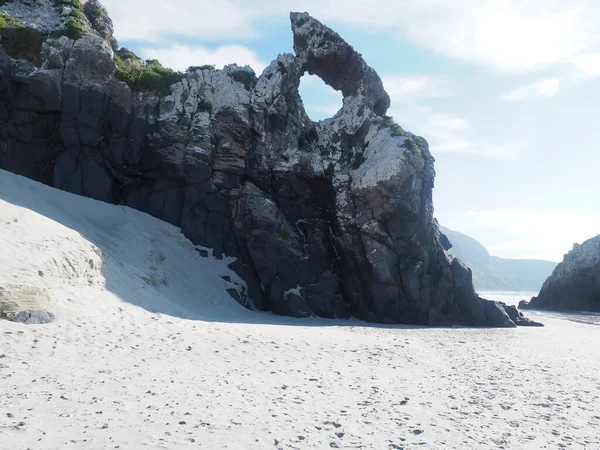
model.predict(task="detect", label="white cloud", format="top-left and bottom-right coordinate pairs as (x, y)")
top-left (102, 0), bottom-right (267, 42)
top-left (464, 209), bottom-right (600, 261)
top-left (103, 1), bottom-right (600, 75)
top-left (382, 75), bottom-right (452, 100)
top-left (139, 44), bottom-right (268, 73)
top-left (305, 104), bottom-right (342, 116)
top-left (570, 53), bottom-right (600, 78)
top-left (501, 78), bottom-right (561, 101)
top-left (417, 112), bottom-right (476, 154)
top-left (387, 102), bottom-right (469, 154)
top-left (299, 74), bottom-right (343, 95)
top-left (386, 103), bottom-right (518, 158)
top-left (380, 74), bottom-right (482, 156)
top-left (299, 74), bottom-right (344, 120)
top-left (282, 0), bottom-right (600, 74)
top-left (398, 1), bottom-right (593, 73)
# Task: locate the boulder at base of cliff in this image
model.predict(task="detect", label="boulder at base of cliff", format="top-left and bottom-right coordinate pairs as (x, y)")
top-left (500, 302), bottom-right (544, 327)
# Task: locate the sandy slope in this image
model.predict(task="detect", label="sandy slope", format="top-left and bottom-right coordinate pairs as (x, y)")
top-left (1, 170), bottom-right (599, 450)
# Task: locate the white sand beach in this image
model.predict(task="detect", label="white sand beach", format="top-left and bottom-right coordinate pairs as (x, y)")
top-left (1, 170), bottom-right (599, 450)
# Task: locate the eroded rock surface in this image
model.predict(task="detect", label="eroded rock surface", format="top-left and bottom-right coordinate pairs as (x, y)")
top-left (0, 1), bottom-right (538, 326)
top-left (524, 236), bottom-right (600, 313)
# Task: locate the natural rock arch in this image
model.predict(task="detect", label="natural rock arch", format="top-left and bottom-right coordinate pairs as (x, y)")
top-left (291, 12), bottom-right (390, 116)
top-left (297, 74), bottom-right (343, 122)
top-left (0, 3), bottom-right (540, 327)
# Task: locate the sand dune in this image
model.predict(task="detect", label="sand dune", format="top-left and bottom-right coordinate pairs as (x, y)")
top-left (1, 170), bottom-right (599, 449)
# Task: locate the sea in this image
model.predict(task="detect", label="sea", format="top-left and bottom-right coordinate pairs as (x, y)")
top-left (480, 290), bottom-right (600, 326)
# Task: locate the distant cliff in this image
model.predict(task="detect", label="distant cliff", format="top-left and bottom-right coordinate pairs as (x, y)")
top-left (441, 227), bottom-right (557, 292)
top-left (523, 235), bottom-right (600, 312)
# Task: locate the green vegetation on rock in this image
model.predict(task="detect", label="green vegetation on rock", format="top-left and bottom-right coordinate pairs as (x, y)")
top-left (229, 70), bottom-right (257, 90)
top-left (54, 0), bottom-right (81, 8)
top-left (0, 12), bottom-right (45, 61)
top-left (49, 0), bottom-right (89, 40)
top-left (403, 138), bottom-right (422, 158)
top-left (187, 65), bottom-right (216, 72)
top-left (65, 7), bottom-right (86, 22)
top-left (62, 18), bottom-right (86, 39)
top-left (115, 54), bottom-right (183, 95)
top-left (197, 100), bottom-right (213, 114)
top-left (92, 7), bottom-right (104, 20)
top-left (376, 115), bottom-right (407, 137)
top-left (0, 11), bottom-right (22, 28)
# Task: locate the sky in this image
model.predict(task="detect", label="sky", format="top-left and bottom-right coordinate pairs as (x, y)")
top-left (102, 0), bottom-right (600, 262)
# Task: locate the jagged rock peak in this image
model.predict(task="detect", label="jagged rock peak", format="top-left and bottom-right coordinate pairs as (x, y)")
top-left (290, 12), bottom-right (390, 116)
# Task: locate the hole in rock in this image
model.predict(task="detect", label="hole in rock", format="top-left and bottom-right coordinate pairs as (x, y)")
top-left (298, 74), bottom-right (344, 122)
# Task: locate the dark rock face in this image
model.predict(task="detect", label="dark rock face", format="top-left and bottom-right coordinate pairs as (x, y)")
top-left (499, 302), bottom-right (543, 327)
top-left (518, 300), bottom-right (530, 310)
top-left (525, 236), bottom-right (600, 313)
top-left (0, 3), bottom-right (538, 327)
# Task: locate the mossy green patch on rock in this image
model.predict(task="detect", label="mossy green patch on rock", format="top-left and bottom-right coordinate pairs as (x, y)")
top-left (229, 70), bottom-right (257, 90)
top-left (0, 11), bottom-right (22, 28)
top-left (53, 0), bottom-right (81, 8)
top-left (66, 7), bottom-right (86, 22)
top-left (92, 7), bottom-right (104, 20)
top-left (376, 115), bottom-right (407, 137)
top-left (187, 65), bottom-right (215, 72)
top-left (197, 99), bottom-right (213, 114)
top-left (403, 138), bottom-right (423, 158)
top-left (51, 0), bottom-right (89, 40)
top-left (115, 54), bottom-right (183, 96)
top-left (61, 17), bottom-right (86, 39)
top-left (0, 12), bottom-right (44, 62)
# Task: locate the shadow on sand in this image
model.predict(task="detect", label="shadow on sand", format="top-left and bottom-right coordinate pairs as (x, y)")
top-left (1, 170), bottom-right (525, 331)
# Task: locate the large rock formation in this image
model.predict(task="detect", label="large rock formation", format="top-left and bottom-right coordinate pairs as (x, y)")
top-left (0, 2), bottom-right (540, 327)
top-left (522, 235), bottom-right (600, 312)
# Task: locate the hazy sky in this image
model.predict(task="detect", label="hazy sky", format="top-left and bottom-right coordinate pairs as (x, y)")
top-left (102, 0), bottom-right (600, 262)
